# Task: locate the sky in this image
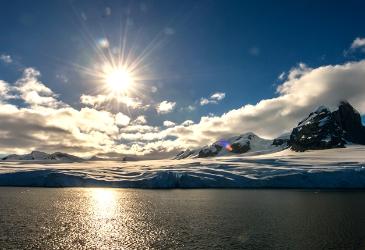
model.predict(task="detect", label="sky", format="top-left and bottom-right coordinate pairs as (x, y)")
top-left (1, 0), bottom-right (365, 158)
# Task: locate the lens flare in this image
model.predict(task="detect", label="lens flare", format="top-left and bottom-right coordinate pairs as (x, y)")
top-left (218, 140), bottom-right (233, 151)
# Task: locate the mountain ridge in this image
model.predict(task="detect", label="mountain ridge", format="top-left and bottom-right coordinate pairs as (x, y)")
top-left (176, 101), bottom-right (365, 159)
top-left (1, 151), bottom-right (83, 162)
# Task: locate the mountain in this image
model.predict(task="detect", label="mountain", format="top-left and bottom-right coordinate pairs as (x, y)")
top-left (1, 151), bottom-right (83, 162)
top-left (289, 101), bottom-right (365, 151)
top-left (175, 101), bottom-right (365, 158)
top-left (175, 132), bottom-right (288, 159)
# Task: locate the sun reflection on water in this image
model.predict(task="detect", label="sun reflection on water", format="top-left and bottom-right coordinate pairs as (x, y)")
top-left (90, 188), bottom-right (117, 219)
top-left (82, 188), bottom-right (165, 249)
top-left (86, 188), bottom-right (121, 248)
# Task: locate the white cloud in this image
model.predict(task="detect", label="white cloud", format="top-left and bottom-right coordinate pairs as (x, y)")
top-left (115, 112), bottom-right (130, 127)
top-left (200, 98), bottom-right (210, 105)
top-left (15, 68), bottom-right (64, 108)
top-left (132, 115), bottom-right (147, 125)
top-left (200, 92), bottom-right (226, 105)
top-left (278, 72), bottom-right (286, 80)
top-left (80, 94), bottom-right (146, 110)
top-left (181, 120), bottom-right (194, 126)
top-left (345, 37), bottom-right (365, 55)
top-left (210, 92), bottom-right (225, 101)
top-left (163, 120), bottom-right (176, 127)
top-left (0, 54), bottom-right (12, 64)
top-left (0, 80), bottom-right (15, 101)
top-left (156, 100), bottom-right (176, 114)
top-left (351, 37), bottom-right (365, 51)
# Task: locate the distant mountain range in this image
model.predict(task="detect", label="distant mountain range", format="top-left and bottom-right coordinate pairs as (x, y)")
top-left (1, 151), bottom-right (83, 162)
top-left (175, 101), bottom-right (365, 159)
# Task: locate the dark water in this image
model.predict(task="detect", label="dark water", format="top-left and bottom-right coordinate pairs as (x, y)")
top-left (1, 188), bottom-right (365, 249)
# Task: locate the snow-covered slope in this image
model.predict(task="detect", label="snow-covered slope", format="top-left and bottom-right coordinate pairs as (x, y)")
top-left (1, 151), bottom-right (83, 162)
top-left (0, 145), bottom-right (364, 188)
top-left (175, 132), bottom-right (288, 159)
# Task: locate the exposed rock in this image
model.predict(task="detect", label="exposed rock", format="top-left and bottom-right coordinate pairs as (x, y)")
top-left (230, 141), bottom-right (250, 153)
top-left (289, 101), bottom-right (365, 151)
top-left (198, 144), bottom-right (223, 157)
top-left (332, 101), bottom-right (365, 144)
top-left (174, 149), bottom-right (196, 160)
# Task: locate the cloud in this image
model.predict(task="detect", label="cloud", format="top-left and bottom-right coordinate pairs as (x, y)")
top-left (200, 98), bottom-right (210, 105)
top-left (351, 37), bottom-right (365, 51)
top-left (0, 54), bottom-right (12, 64)
top-left (0, 80), bottom-right (15, 101)
top-left (156, 100), bottom-right (176, 114)
top-left (278, 72), bottom-right (286, 80)
top-left (56, 74), bottom-right (69, 83)
top-left (15, 68), bottom-right (64, 108)
top-left (80, 94), bottom-right (147, 110)
top-left (163, 120), bottom-right (176, 127)
top-left (210, 92), bottom-right (225, 101)
top-left (345, 37), bottom-right (365, 55)
top-left (115, 112), bottom-right (130, 126)
top-left (0, 68), bottom-right (140, 156)
top-left (132, 115), bottom-right (147, 125)
top-left (200, 92), bottom-right (226, 105)
top-left (181, 120), bottom-right (194, 126)
top-left (180, 105), bottom-right (195, 112)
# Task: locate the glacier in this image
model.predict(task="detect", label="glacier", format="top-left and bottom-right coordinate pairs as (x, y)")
top-left (0, 145), bottom-right (365, 188)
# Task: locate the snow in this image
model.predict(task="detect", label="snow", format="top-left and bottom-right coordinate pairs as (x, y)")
top-left (0, 145), bottom-right (364, 188)
top-left (2, 151), bottom-right (83, 162)
top-left (177, 132), bottom-right (287, 159)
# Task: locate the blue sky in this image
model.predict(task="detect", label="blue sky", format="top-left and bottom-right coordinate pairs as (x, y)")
top-left (1, 0), bottom-right (365, 157)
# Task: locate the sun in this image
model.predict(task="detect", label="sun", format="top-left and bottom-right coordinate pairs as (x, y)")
top-left (103, 67), bottom-right (134, 93)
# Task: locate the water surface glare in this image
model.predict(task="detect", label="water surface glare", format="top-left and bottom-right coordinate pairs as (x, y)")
top-left (1, 188), bottom-right (365, 249)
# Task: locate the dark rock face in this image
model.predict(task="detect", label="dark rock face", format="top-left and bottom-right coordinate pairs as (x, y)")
top-left (198, 145), bottom-right (222, 157)
top-left (332, 101), bottom-right (365, 144)
top-left (230, 141), bottom-right (250, 153)
top-left (289, 102), bottom-right (365, 151)
top-left (289, 106), bottom-right (345, 151)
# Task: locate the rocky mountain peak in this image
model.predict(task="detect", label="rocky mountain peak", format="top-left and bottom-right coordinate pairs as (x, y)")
top-left (289, 101), bottom-right (365, 151)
